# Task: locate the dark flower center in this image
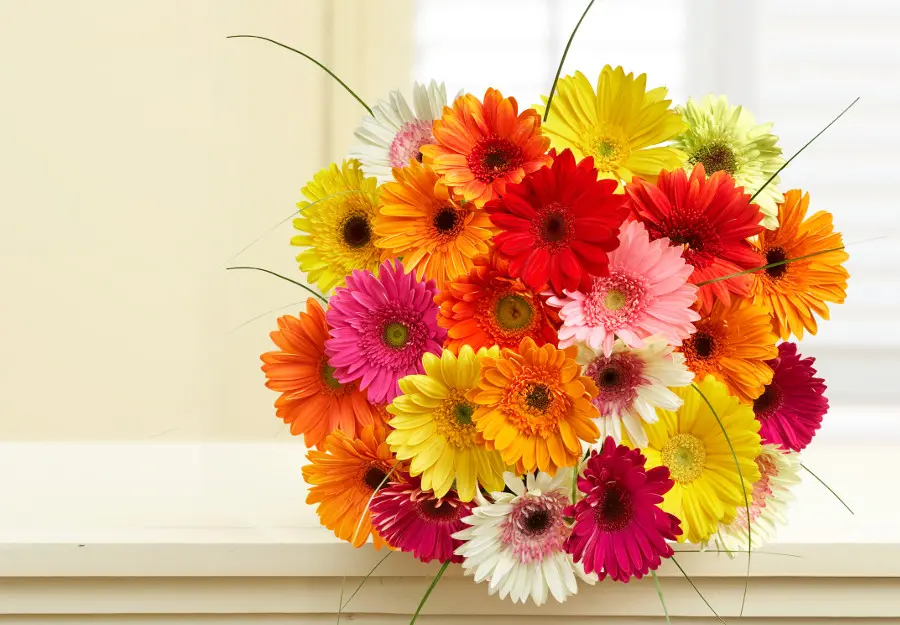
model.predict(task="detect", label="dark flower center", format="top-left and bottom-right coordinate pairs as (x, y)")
top-left (693, 333), bottom-right (715, 359)
top-left (363, 465), bottom-right (388, 491)
top-left (453, 401), bottom-right (475, 425)
top-left (433, 207), bottom-right (459, 233)
top-left (765, 247), bottom-right (789, 278)
top-left (415, 151), bottom-right (424, 163)
top-left (418, 497), bottom-right (460, 521)
top-left (541, 211), bottom-right (568, 242)
top-left (525, 384), bottom-right (552, 412)
top-left (598, 367), bottom-right (621, 388)
top-left (467, 136), bottom-right (523, 182)
top-left (595, 483), bottom-right (634, 532)
top-left (753, 383), bottom-right (783, 417)
top-left (342, 215), bottom-right (372, 248)
top-left (691, 141), bottom-right (738, 176)
top-left (668, 231), bottom-right (704, 249)
top-left (522, 509), bottom-right (552, 535)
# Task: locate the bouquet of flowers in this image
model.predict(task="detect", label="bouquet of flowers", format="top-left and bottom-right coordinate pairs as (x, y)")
top-left (235, 9), bottom-right (852, 619)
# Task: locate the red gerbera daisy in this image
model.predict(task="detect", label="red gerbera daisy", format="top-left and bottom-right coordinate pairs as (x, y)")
top-left (564, 437), bottom-right (681, 582)
top-left (487, 148), bottom-right (629, 293)
top-left (626, 164), bottom-right (765, 313)
top-left (753, 342), bottom-right (828, 452)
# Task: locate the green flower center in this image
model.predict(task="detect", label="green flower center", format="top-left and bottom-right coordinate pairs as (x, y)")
top-left (453, 401), bottom-right (475, 426)
top-left (603, 289), bottom-right (627, 311)
top-left (495, 294), bottom-right (534, 330)
top-left (320, 363), bottom-right (343, 390)
top-left (383, 322), bottom-right (409, 349)
top-left (661, 433), bottom-right (707, 484)
top-left (690, 141), bottom-right (738, 176)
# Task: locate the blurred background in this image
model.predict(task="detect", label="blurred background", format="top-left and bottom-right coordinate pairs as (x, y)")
top-left (1, 0), bottom-right (897, 443)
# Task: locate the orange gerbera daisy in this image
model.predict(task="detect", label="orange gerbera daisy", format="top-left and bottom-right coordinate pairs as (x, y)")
top-left (751, 189), bottom-right (849, 340)
top-left (302, 423), bottom-right (402, 548)
top-left (435, 254), bottom-right (560, 352)
top-left (420, 88), bottom-right (551, 207)
top-left (260, 298), bottom-right (376, 449)
top-left (375, 158), bottom-right (495, 289)
top-left (469, 337), bottom-right (600, 474)
top-left (680, 298), bottom-right (778, 403)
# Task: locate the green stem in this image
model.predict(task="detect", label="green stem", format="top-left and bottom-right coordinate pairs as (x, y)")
top-left (696, 246), bottom-right (845, 286)
top-left (340, 550), bottom-right (393, 613)
top-left (650, 570), bottom-right (671, 624)
top-left (543, 0), bottom-right (596, 122)
top-left (750, 97), bottom-right (859, 202)
top-left (670, 555), bottom-right (727, 624)
top-left (802, 463), bottom-right (854, 515)
top-left (225, 266), bottom-right (328, 303)
top-left (409, 560), bottom-right (450, 624)
top-left (227, 35), bottom-right (373, 115)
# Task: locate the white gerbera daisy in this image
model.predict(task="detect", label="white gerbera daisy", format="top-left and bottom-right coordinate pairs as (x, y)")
top-left (350, 80), bottom-right (449, 183)
top-left (708, 444), bottom-right (801, 553)
top-left (576, 336), bottom-right (694, 448)
top-left (674, 94), bottom-right (785, 229)
top-left (452, 471), bottom-right (594, 606)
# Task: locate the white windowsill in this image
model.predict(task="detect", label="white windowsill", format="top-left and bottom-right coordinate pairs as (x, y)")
top-left (2, 406), bottom-right (899, 620)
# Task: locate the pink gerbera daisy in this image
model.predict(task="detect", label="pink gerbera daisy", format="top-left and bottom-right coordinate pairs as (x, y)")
top-left (753, 342), bottom-right (828, 452)
top-left (370, 478), bottom-right (472, 564)
top-left (564, 437), bottom-right (681, 582)
top-left (547, 220), bottom-right (699, 357)
top-left (325, 259), bottom-right (447, 404)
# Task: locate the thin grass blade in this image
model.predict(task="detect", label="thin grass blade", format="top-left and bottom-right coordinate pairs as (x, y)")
top-left (692, 383), bottom-right (751, 616)
top-left (225, 266), bottom-right (328, 303)
top-left (229, 300), bottom-right (306, 332)
top-left (802, 463), bottom-right (854, 515)
top-left (228, 35), bottom-right (372, 115)
top-left (340, 550), bottom-right (393, 612)
top-left (650, 570), bottom-right (671, 624)
top-left (410, 560), bottom-right (451, 625)
top-left (543, 0), bottom-right (596, 122)
top-left (670, 555), bottom-right (727, 624)
top-left (696, 246), bottom-right (845, 286)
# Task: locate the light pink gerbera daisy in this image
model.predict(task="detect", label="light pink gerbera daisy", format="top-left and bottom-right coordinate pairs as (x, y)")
top-left (547, 220), bottom-right (699, 357)
top-left (370, 477), bottom-right (471, 564)
top-left (325, 259), bottom-right (447, 404)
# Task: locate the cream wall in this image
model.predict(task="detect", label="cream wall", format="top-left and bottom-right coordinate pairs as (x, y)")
top-left (0, 0), bottom-right (412, 440)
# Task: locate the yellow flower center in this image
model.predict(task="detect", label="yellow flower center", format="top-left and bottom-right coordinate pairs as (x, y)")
top-left (661, 433), bottom-right (707, 484)
top-left (579, 129), bottom-right (629, 173)
top-left (434, 390), bottom-right (478, 449)
top-left (383, 322), bottom-right (409, 349)
top-left (495, 294), bottom-right (534, 330)
top-left (603, 289), bottom-right (627, 311)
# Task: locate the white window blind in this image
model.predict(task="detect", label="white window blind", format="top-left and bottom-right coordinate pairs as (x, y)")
top-left (412, 0), bottom-right (899, 407)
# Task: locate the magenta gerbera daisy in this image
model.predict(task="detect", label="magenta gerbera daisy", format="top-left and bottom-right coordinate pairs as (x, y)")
top-left (325, 259), bottom-right (447, 404)
top-left (370, 477), bottom-right (472, 564)
top-left (547, 219), bottom-right (699, 357)
top-left (564, 437), bottom-right (681, 581)
top-left (753, 342), bottom-right (828, 452)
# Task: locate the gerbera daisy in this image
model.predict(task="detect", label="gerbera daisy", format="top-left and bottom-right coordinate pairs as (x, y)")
top-left (386, 345), bottom-right (506, 501)
top-left (370, 477), bottom-right (471, 564)
top-left (453, 471), bottom-right (595, 605)
top-left (291, 160), bottom-right (381, 293)
top-left (325, 259), bottom-right (446, 404)
top-left (680, 298), bottom-right (777, 403)
top-left (753, 342), bottom-right (828, 452)
top-left (536, 67), bottom-right (686, 186)
top-left (420, 88), bottom-right (551, 207)
top-left (564, 437), bottom-right (681, 581)
top-left (641, 376), bottom-right (762, 543)
top-left (301, 423), bottom-right (400, 548)
top-left (751, 189), bottom-right (849, 340)
top-left (260, 298), bottom-right (376, 448)
top-left (709, 444), bottom-right (801, 553)
top-left (575, 336), bottom-right (694, 448)
top-left (547, 220), bottom-right (699, 355)
top-left (487, 148), bottom-right (628, 293)
top-left (375, 158), bottom-right (494, 289)
top-left (674, 95), bottom-right (785, 228)
top-left (435, 254), bottom-right (560, 352)
top-left (469, 337), bottom-right (600, 475)
top-left (350, 80), bottom-right (449, 183)
top-left (627, 165), bottom-right (765, 313)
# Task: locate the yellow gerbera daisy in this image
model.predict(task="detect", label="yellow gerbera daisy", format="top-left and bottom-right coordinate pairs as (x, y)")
top-left (375, 159), bottom-right (495, 290)
top-left (291, 160), bottom-right (382, 293)
top-left (536, 66), bottom-right (686, 186)
top-left (386, 345), bottom-right (505, 501)
top-left (640, 376), bottom-right (761, 543)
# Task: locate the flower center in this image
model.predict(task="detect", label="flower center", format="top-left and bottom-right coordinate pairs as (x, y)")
top-left (417, 496), bottom-right (462, 522)
top-left (433, 207), bottom-right (459, 233)
top-left (594, 483), bottom-right (634, 532)
top-left (690, 141), bottom-right (738, 176)
top-left (524, 383), bottom-right (552, 412)
top-left (320, 362), bottom-right (343, 391)
top-left (753, 383), bottom-right (783, 418)
top-left (542, 211), bottom-right (568, 242)
top-left (453, 401), bottom-right (475, 425)
top-left (583, 271), bottom-right (650, 330)
top-left (341, 214), bottom-right (372, 249)
top-left (388, 119), bottom-right (436, 168)
top-left (584, 352), bottom-right (646, 416)
top-left (579, 129), bottom-right (628, 173)
top-left (363, 464), bottom-right (389, 491)
top-left (433, 390), bottom-right (478, 448)
top-left (598, 367), bottom-right (621, 388)
top-left (661, 433), bottom-right (707, 484)
top-left (765, 247), bottom-right (789, 279)
top-left (501, 491), bottom-right (570, 563)
top-left (382, 321), bottom-right (409, 349)
top-left (495, 294), bottom-right (534, 330)
top-left (467, 136), bottom-right (524, 183)
top-left (522, 509), bottom-right (551, 535)
top-left (693, 333), bottom-right (715, 358)
top-left (604, 289), bottom-right (627, 311)
top-left (533, 202), bottom-right (574, 250)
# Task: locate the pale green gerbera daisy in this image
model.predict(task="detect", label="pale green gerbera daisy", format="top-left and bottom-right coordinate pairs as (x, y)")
top-left (674, 95), bottom-right (784, 229)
